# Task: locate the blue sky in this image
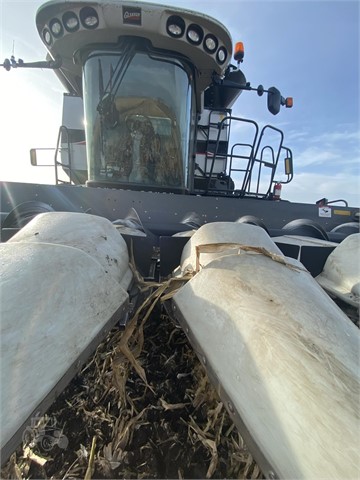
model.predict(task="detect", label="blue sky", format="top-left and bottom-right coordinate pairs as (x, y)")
top-left (0, 0), bottom-right (359, 205)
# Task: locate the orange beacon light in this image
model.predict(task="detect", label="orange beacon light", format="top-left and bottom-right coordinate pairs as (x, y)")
top-left (234, 42), bottom-right (244, 63)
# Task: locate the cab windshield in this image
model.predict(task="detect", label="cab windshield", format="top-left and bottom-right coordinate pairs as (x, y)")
top-left (83, 42), bottom-right (193, 191)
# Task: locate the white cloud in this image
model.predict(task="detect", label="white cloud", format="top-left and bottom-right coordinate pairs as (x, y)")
top-left (282, 125), bottom-right (359, 205)
top-left (293, 147), bottom-right (340, 168)
top-left (286, 130), bottom-right (310, 142)
top-left (312, 130), bottom-right (360, 144)
top-left (289, 127), bottom-right (359, 179)
top-left (286, 125), bottom-right (359, 148)
top-left (283, 171), bottom-right (360, 207)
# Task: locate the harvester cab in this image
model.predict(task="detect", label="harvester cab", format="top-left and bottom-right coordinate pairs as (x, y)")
top-left (28, 0), bottom-right (293, 197)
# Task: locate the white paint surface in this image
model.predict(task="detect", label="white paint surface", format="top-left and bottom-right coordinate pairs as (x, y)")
top-left (174, 223), bottom-right (360, 478)
top-left (1, 213), bottom-right (132, 454)
top-left (180, 222), bottom-right (282, 272)
top-left (317, 233), bottom-right (360, 307)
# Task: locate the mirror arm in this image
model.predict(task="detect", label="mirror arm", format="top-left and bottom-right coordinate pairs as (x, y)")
top-left (215, 77), bottom-right (260, 93)
top-left (214, 78), bottom-right (281, 97)
top-left (1, 55), bottom-right (62, 71)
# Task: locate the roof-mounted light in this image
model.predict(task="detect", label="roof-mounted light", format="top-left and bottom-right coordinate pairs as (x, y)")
top-left (63, 11), bottom-right (80, 32)
top-left (43, 28), bottom-right (52, 46)
top-left (49, 18), bottom-right (63, 38)
top-left (203, 34), bottom-right (218, 54)
top-left (166, 15), bottom-right (185, 38)
top-left (234, 41), bottom-right (244, 63)
top-left (80, 6), bottom-right (99, 29)
top-left (216, 46), bottom-right (227, 64)
top-left (186, 24), bottom-right (203, 45)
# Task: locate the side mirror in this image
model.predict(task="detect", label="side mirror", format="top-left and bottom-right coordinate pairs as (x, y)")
top-left (30, 148), bottom-right (54, 166)
top-left (267, 87), bottom-right (281, 115)
top-left (284, 156), bottom-right (293, 176)
top-left (30, 149), bottom-right (38, 166)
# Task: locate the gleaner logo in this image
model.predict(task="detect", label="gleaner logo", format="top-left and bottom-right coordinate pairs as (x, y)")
top-left (123, 6), bottom-right (141, 25)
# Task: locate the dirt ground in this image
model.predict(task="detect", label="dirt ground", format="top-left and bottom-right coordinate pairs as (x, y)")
top-left (2, 307), bottom-right (262, 479)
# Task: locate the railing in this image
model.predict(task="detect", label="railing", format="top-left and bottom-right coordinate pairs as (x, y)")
top-left (194, 114), bottom-right (293, 199)
top-left (241, 125), bottom-right (284, 198)
top-left (54, 125), bottom-right (73, 185)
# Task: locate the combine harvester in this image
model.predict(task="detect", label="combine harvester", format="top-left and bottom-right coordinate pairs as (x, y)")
top-left (1, 1), bottom-right (359, 477)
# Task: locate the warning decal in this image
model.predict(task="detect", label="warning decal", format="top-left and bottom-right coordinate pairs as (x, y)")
top-left (318, 207), bottom-right (332, 218)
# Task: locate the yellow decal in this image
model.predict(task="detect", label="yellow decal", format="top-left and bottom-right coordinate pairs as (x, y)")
top-left (333, 210), bottom-right (351, 216)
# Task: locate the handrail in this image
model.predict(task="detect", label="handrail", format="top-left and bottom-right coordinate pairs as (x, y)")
top-left (195, 112), bottom-right (293, 198)
top-left (255, 146), bottom-right (275, 196)
top-left (54, 125), bottom-right (72, 185)
top-left (206, 116), bottom-right (259, 194)
top-left (242, 124), bottom-right (284, 197)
